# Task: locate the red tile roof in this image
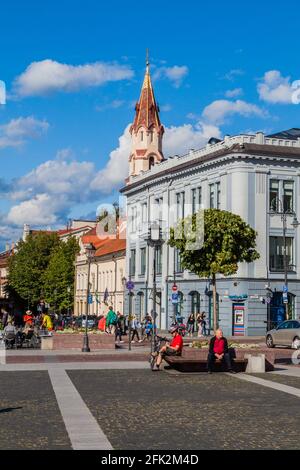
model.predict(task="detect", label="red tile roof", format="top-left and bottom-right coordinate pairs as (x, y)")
top-left (95, 238), bottom-right (126, 257)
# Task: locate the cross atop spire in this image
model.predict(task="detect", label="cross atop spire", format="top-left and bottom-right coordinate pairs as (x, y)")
top-left (130, 52), bottom-right (163, 134)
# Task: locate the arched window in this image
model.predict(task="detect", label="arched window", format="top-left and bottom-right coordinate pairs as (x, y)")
top-left (189, 291), bottom-right (200, 314)
top-left (149, 156), bottom-right (155, 169)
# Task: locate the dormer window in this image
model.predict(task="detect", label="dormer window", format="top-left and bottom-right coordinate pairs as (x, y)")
top-left (149, 156), bottom-right (155, 169)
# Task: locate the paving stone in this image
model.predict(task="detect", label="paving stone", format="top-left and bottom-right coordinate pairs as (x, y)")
top-left (68, 369), bottom-right (300, 450)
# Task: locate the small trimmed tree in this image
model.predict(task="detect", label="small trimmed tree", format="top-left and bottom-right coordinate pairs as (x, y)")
top-left (169, 209), bottom-right (260, 331)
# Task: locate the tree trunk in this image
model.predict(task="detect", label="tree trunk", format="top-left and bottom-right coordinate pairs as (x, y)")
top-left (212, 273), bottom-right (218, 332)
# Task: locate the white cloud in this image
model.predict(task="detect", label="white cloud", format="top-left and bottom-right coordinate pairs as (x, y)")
top-left (91, 124), bottom-right (132, 193)
top-left (13, 59), bottom-right (134, 98)
top-left (0, 116), bottom-right (49, 149)
top-left (202, 99), bottom-right (267, 125)
top-left (95, 100), bottom-right (125, 112)
top-left (0, 80), bottom-right (6, 105)
top-left (90, 121), bottom-right (222, 193)
top-left (153, 65), bottom-right (188, 88)
top-left (7, 194), bottom-right (60, 226)
top-left (222, 69), bottom-right (245, 81)
top-left (257, 70), bottom-right (294, 104)
top-left (225, 88), bottom-right (243, 98)
top-left (164, 122), bottom-right (221, 156)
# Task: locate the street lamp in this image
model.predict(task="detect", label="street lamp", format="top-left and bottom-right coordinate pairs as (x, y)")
top-left (82, 242), bottom-right (96, 352)
top-left (146, 221), bottom-right (164, 354)
top-left (269, 198), bottom-right (299, 320)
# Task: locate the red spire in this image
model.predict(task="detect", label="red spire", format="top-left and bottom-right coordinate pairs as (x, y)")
top-left (131, 56), bottom-right (163, 134)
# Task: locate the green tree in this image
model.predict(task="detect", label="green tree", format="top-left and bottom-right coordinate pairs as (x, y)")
top-left (168, 209), bottom-right (260, 331)
top-left (7, 232), bottom-right (60, 308)
top-left (43, 236), bottom-right (80, 313)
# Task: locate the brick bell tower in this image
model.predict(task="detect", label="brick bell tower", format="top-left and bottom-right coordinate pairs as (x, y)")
top-left (127, 52), bottom-right (164, 182)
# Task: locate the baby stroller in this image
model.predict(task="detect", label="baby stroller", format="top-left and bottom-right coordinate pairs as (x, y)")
top-left (4, 330), bottom-right (16, 349)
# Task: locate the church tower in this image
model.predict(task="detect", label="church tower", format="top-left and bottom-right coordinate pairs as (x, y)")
top-left (128, 53), bottom-right (164, 181)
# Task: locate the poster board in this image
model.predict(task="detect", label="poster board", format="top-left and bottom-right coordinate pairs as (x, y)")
top-left (233, 304), bottom-right (245, 336)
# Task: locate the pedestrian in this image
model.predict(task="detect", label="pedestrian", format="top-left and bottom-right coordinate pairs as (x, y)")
top-left (201, 312), bottom-right (207, 336)
top-left (41, 312), bottom-right (53, 332)
top-left (23, 310), bottom-right (34, 327)
top-left (131, 315), bottom-right (142, 343)
top-left (98, 315), bottom-right (106, 332)
top-left (1, 309), bottom-right (8, 328)
top-left (117, 311), bottom-right (125, 335)
top-left (187, 313), bottom-right (195, 337)
top-left (106, 306), bottom-right (117, 334)
top-left (144, 319), bottom-right (153, 341)
top-left (115, 315), bottom-right (124, 343)
top-left (196, 312), bottom-right (203, 337)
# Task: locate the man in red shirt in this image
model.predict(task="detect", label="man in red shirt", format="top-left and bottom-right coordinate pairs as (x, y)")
top-left (154, 326), bottom-right (183, 370)
top-left (207, 329), bottom-right (235, 374)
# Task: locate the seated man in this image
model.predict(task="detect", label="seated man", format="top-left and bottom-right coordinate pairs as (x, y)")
top-left (154, 326), bottom-right (183, 370)
top-left (207, 328), bottom-right (236, 374)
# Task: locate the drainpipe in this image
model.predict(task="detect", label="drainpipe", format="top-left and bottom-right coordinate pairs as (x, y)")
top-left (113, 254), bottom-right (117, 311)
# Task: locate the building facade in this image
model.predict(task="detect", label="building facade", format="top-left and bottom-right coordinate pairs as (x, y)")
top-left (74, 226), bottom-right (126, 316)
top-left (121, 62), bottom-right (300, 336)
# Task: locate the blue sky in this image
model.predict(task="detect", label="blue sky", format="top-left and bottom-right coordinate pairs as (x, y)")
top-left (1, 0), bottom-right (300, 249)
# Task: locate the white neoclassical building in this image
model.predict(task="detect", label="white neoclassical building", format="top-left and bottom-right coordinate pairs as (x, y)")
top-left (121, 61), bottom-right (300, 336)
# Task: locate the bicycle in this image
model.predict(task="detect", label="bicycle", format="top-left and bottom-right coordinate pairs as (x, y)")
top-left (149, 334), bottom-right (168, 370)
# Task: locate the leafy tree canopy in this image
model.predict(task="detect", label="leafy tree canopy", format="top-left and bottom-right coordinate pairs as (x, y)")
top-left (168, 209), bottom-right (260, 278)
top-left (7, 232), bottom-right (60, 306)
top-left (43, 236), bottom-right (80, 312)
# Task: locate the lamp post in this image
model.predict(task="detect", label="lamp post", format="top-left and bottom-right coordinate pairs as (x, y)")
top-left (146, 222), bottom-right (164, 354)
top-left (269, 198), bottom-right (300, 320)
top-left (82, 243), bottom-right (96, 352)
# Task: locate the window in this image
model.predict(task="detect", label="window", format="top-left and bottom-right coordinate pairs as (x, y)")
top-left (130, 249), bottom-right (136, 276)
top-left (192, 187), bottom-right (202, 214)
top-left (216, 182), bottom-right (221, 209)
top-left (209, 184), bottom-right (215, 209)
top-left (141, 131), bottom-right (144, 141)
top-left (149, 156), bottom-right (155, 169)
top-left (175, 248), bottom-right (183, 273)
top-left (150, 131), bottom-right (154, 143)
top-left (198, 187), bottom-right (202, 207)
top-left (176, 192), bottom-right (185, 220)
top-left (140, 247), bottom-right (146, 275)
top-left (269, 180), bottom-right (279, 211)
top-left (269, 179), bottom-right (294, 212)
top-left (283, 181), bottom-right (294, 212)
top-left (142, 202), bottom-right (148, 224)
top-left (155, 245), bottom-right (162, 274)
top-left (192, 188), bottom-right (197, 215)
top-left (269, 236), bottom-right (294, 272)
top-left (190, 291), bottom-right (200, 314)
top-left (130, 206), bottom-right (137, 232)
top-left (155, 197), bottom-right (163, 226)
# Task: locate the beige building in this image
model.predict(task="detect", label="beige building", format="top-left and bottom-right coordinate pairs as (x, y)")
top-left (22, 219), bottom-right (97, 242)
top-left (74, 225), bottom-right (126, 316)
